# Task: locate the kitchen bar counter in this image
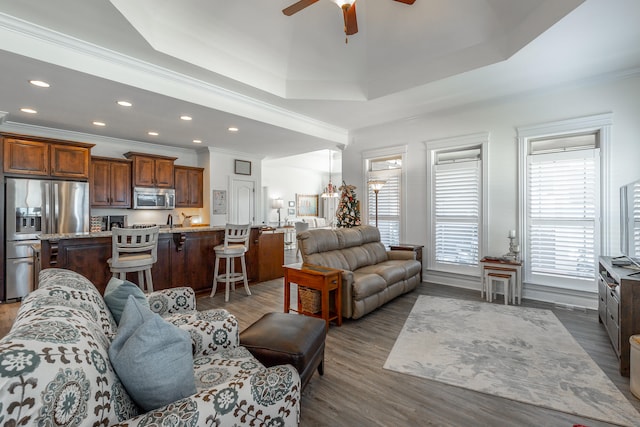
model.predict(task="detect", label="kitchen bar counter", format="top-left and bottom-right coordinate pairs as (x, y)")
top-left (39, 225), bottom-right (228, 240)
top-left (39, 226), bottom-right (284, 295)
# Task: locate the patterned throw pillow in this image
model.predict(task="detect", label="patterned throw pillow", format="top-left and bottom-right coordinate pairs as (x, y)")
top-left (108, 296), bottom-right (196, 411)
top-left (104, 277), bottom-right (149, 323)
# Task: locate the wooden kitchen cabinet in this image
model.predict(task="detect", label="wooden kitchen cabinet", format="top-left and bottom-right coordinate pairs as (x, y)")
top-left (90, 157), bottom-right (132, 208)
top-left (175, 165), bottom-right (204, 207)
top-left (50, 144), bottom-right (91, 179)
top-left (3, 138), bottom-right (48, 176)
top-left (124, 152), bottom-right (177, 188)
top-left (2, 134), bottom-right (93, 179)
top-left (38, 227), bottom-right (280, 295)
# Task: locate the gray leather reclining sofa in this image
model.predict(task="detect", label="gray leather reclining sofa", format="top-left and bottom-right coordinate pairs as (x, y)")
top-left (297, 225), bottom-right (422, 319)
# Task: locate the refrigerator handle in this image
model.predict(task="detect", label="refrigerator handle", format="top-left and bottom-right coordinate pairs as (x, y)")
top-left (42, 181), bottom-right (51, 234)
top-left (52, 182), bottom-right (59, 234)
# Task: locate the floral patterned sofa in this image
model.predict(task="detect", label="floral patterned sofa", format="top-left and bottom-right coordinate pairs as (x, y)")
top-left (0, 268), bottom-right (300, 426)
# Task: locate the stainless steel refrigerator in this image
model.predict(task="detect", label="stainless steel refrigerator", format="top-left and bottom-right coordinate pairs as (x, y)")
top-left (5, 178), bottom-right (89, 301)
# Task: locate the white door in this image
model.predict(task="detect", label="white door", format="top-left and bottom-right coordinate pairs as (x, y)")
top-left (231, 178), bottom-right (255, 224)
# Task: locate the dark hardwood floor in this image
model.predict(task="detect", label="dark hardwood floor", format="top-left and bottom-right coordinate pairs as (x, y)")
top-left (2, 250), bottom-right (638, 426)
top-left (197, 277), bottom-right (640, 427)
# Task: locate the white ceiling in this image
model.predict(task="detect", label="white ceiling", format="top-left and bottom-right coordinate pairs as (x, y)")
top-left (0, 0), bottom-right (639, 160)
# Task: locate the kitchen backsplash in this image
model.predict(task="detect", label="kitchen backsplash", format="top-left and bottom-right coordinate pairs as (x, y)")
top-left (90, 208), bottom-right (204, 228)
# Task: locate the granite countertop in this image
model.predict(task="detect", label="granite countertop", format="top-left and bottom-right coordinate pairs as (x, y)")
top-left (39, 225), bottom-right (224, 241)
top-left (38, 225), bottom-right (275, 241)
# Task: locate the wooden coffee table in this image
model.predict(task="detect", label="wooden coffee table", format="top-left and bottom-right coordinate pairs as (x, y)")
top-left (283, 263), bottom-right (342, 330)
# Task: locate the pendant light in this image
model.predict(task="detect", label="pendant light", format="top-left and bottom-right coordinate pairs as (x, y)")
top-left (321, 150), bottom-right (339, 198)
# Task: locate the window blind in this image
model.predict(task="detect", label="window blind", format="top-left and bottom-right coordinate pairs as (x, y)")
top-left (368, 171), bottom-right (400, 247)
top-left (633, 182), bottom-right (640, 257)
top-left (434, 160), bottom-right (480, 267)
top-left (527, 150), bottom-right (599, 281)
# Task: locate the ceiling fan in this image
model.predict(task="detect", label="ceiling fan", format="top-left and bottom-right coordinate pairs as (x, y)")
top-left (283, 0), bottom-right (415, 41)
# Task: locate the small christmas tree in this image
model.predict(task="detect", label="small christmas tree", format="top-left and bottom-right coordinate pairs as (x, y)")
top-left (336, 181), bottom-right (361, 228)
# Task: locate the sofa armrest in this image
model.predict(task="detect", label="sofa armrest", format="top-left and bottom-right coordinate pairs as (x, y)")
top-left (340, 270), bottom-right (354, 319)
top-left (146, 287), bottom-right (196, 316)
top-left (177, 310), bottom-right (240, 356)
top-left (387, 250), bottom-right (416, 260)
top-left (114, 364), bottom-right (301, 426)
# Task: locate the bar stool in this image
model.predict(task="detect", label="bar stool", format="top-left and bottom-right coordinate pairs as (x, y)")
top-left (107, 226), bottom-right (159, 293)
top-left (211, 223), bottom-right (251, 302)
top-left (485, 272), bottom-right (513, 304)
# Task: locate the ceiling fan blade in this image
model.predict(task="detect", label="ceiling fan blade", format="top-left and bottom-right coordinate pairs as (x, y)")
top-left (283, 0), bottom-right (319, 16)
top-left (393, 0), bottom-right (416, 4)
top-left (344, 3), bottom-right (358, 35)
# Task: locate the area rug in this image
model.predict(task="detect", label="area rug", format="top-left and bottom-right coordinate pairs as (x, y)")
top-left (383, 295), bottom-right (639, 426)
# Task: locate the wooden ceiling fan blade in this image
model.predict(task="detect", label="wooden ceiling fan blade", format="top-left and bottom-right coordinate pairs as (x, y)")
top-left (283, 0), bottom-right (319, 16)
top-left (393, 0), bottom-right (416, 4)
top-left (344, 3), bottom-right (358, 35)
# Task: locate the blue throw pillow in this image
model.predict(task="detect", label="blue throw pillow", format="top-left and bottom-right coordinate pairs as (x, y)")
top-left (108, 296), bottom-right (196, 411)
top-left (104, 277), bottom-right (149, 324)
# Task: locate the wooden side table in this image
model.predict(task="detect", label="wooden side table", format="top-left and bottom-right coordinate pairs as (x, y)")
top-left (480, 257), bottom-right (522, 304)
top-left (390, 244), bottom-right (424, 282)
top-left (283, 263), bottom-right (342, 330)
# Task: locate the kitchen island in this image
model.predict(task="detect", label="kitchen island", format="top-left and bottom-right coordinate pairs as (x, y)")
top-left (39, 226), bottom-right (284, 295)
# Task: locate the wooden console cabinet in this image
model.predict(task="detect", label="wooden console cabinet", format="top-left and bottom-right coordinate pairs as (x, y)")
top-left (598, 256), bottom-right (640, 376)
top-left (3, 134), bottom-right (93, 179)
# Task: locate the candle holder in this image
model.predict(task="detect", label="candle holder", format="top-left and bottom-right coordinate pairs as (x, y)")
top-left (504, 235), bottom-right (521, 261)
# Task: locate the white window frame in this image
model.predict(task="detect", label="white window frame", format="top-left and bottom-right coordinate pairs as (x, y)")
top-left (517, 113), bottom-right (612, 292)
top-left (362, 146), bottom-right (407, 246)
top-left (425, 133), bottom-right (489, 276)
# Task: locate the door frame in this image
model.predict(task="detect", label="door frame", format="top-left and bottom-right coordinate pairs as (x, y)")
top-left (229, 176), bottom-right (257, 224)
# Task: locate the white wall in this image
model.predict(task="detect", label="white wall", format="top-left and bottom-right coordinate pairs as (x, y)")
top-left (262, 151), bottom-right (342, 225)
top-left (204, 148), bottom-right (263, 226)
top-left (342, 73), bottom-right (640, 307)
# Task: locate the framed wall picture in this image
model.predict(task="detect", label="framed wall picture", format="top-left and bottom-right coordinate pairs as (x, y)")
top-left (288, 201), bottom-right (295, 207)
top-left (212, 189), bottom-right (227, 214)
top-left (288, 208), bottom-right (295, 215)
top-left (296, 194), bottom-right (319, 217)
top-left (234, 159), bottom-right (251, 175)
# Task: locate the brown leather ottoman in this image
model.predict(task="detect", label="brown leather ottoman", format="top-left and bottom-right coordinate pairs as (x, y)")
top-left (239, 312), bottom-right (327, 390)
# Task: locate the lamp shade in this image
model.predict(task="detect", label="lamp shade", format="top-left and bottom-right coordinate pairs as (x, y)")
top-left (369, 180), bottom-right (386, 192)
top-left (272, 198), bottom-right (284, 209)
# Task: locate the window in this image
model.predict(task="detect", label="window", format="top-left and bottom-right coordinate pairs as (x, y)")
top-left (527, 144), bottom-right (600, 284)
top-left (434, 157), bottom-right (480, 267)
top-left (518, 113), bottom-right (611, 292)
top-left (366, 156), bottom-right (402, 248)
top-left (426, 134), bottom-right (487, 276)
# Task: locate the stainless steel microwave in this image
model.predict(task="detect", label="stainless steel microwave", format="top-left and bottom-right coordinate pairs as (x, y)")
top-left (133, 187), bottom-right (175, 210)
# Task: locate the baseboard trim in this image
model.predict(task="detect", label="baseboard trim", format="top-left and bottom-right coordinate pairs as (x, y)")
top-left (423, 270), bottom-right (597, 310)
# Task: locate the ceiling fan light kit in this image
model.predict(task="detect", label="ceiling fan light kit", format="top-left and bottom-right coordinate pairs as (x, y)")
top-left (283, 0), bottom-right (415, 42)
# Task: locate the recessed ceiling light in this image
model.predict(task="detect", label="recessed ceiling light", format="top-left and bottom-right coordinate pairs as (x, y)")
top-left (228, 127), bottom-right (239, 132)
top-left (193, 139), bottom-right (202, 144)
top-left (93, 121), bottom-right (106, 127)
top-left (117, 100), bottom-right (132, 107)
top-left (148, 131), bottom-right (159, 136)
top-left (20, 108), bottom-right (37, 114)
top-left (29, 80), bottom-right (50, 88)
top-left (180, 115), bottom-right (192, 121)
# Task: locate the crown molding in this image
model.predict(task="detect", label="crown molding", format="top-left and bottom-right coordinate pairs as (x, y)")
top-left (0, 13), bottom-right (349, 145)
top-left (0, 120), bottom-right (197, 156)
